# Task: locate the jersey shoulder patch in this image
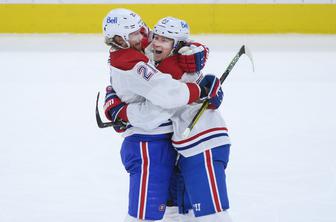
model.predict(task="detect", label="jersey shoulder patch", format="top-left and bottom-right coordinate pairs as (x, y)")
top-left (110, 48), bottom-right (149, 71)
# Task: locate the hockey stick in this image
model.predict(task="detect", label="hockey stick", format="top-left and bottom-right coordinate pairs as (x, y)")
top-left (95, 92), bottom-right (126, 129)
top-left (182, 45), bottom-right (254, 138)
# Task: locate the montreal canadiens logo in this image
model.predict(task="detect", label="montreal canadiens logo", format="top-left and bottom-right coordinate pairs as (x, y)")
top-left (159, 204), bottom-right (166, 212)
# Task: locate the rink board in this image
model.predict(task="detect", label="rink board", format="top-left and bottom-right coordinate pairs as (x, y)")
top-left (1, 4), bottom-right (336, 33)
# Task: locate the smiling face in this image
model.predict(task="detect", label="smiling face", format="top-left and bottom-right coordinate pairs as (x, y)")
top-left (152, 34), bottom-right (174, 62)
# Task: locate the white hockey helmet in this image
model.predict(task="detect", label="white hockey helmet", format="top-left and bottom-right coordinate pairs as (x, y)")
top-left (153, 17), bottom-right (190, 48)
top-left (102, 8), bottom-right (144, 47)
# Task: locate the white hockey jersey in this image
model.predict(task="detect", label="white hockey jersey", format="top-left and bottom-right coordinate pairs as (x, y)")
top-left (170, 72), bottom-right (231, 157)
top-left (108, 48), bottom-right (200, 137)
top-left (110, 47), bottom-right (231, 157)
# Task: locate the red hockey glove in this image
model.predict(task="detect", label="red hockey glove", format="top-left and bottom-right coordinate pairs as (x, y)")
top-left (178, 42), bottom-right (209, 73)
top-left (103, 86), bottom-right (129, 132)
top-left (140, 23), bottom-right (152, 50)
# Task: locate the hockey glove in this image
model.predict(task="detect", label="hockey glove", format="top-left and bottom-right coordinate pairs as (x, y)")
top-left (140, 23), bottom-right (152, 50)
top-left (103, 86), bottom-right (129, 132)
top-left (208, 87), bottom-right (224, 109)
top-left (178, 42), bottom-right (209, 73)
top-left (198, 74), bottom-right (223, 109)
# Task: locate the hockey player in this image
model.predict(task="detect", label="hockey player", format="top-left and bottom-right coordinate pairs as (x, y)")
top-left (102, 9), bottom-right (222, 222)
top-left (105, 16), bottom-right (232, 222)
top-left (154, 18), bottom-right (232, 222)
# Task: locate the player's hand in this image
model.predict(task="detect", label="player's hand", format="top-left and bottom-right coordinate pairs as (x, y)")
top-left (178, 42), bottom-right (209, 73)
top-left (103, 86), bottom-right (129, 132)
top-left (208, 87), bottom-right (223, 109)
top-left (198, 74), bottom-right (223, 109)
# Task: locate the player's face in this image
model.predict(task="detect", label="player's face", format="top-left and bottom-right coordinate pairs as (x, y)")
top-left (128, 29), bottom-right (143, 51)
top-left (152, 35), bottom-right (174, 62)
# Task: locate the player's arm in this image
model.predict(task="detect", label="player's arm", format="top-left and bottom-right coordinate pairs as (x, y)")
top-left (106, 73), bottom-right (224, 128)
top-left (104, 86), bottom-right (176, 131)
top-left (114, 61), bottom-right (202, 109)
top-left (114, 61), bottom-right (222, 109)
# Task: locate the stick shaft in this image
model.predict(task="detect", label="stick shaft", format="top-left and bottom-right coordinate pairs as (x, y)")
top-left (184, 45), bottom-right (247, 136)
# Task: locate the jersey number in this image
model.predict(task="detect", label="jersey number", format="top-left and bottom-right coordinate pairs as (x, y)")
top-left (137, 65), bottom-right (155, 81)
top-left (193, 203), bottom-right (201, 211)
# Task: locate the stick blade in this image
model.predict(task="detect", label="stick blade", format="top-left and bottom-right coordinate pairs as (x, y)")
top-left (95, 91), bottom-right (105, 128)
top-left (243, 45), bottom-right (255, 72)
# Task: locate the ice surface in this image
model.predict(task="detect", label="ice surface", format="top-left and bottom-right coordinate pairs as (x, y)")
top-left (0, 34), bottom-right (336, 222)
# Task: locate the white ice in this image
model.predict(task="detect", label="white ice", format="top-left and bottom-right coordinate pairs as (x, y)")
top-left (0, 34), bottom-right (336, 222)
